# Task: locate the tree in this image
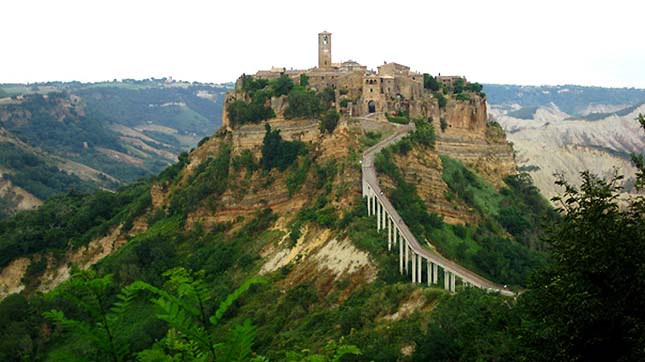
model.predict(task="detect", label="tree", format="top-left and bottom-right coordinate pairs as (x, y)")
top-left (261, 124), bottom-right (307, 171)
top-left (284, 87), bottom-right (322, 119)
top-left (465, 82), bottom-right (483, 93)
top-left (423, 73), bottom-right (440, 91)
top-left (270, 74), bottom-right (294, 97)
top-left (517, 170), bottom-right (645, 362)
top-left (320, 110), bottom-right (339, 134)
top-left (319, 87), bottom-right (336, 107)
top-left (434, 92), bottom-right (447, 109)
top-left (299, 74), bottom-right (309, 88)
top-left (453, 79), bottom-right (465, 94)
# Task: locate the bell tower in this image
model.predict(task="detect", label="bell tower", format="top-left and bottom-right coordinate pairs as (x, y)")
top-left (318, 31), bottom-right (332, 68)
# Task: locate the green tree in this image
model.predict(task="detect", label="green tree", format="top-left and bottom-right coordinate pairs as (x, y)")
top-left (423, 73), bottom-right (440, 91)
top-left (453, 79), bottom-right (465, 94)
top-left (270, 74), bottom-right (294, 97)
top-left (319, 86), bottom-right (336, 108)
top-left (412, 288), bottom-right (519, 362)
top-left (465, 82), bottom-right (483, 93)
top-left (299, 74), bottom-right (309, 88)
top-left (434, 92), bottom-right (447, 109)
top-left (261, 124), bottom-right (307, 171)
top-left (284, 87), bottom-right (322, 119)
top-left (518, 170), bottom-right (645, 362)
top-left (320, 110), bottom-right (340, 134)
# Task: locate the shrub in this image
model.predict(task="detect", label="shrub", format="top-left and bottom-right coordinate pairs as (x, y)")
top-left (434, 92), bottom-right (447, 109)
top-left (440, 117), bottom-right (448, 132)
top-left (320, 109), bottom-right (340, 134)
top-left (456, 92), bottom-right (471, 101)
top-left (386, 114), bottom-right (410, 124)
top-left (410, 118), bottom-right (436, 148)
top-left (226, 98), bottom-right (275, 126)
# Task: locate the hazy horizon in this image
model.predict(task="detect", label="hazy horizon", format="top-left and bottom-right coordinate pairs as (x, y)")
top-left (2, 0), bottom-right (644, 88)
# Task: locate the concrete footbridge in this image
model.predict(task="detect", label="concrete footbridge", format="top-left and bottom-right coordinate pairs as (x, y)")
top-left (361, 121), bottom-right (515, 297)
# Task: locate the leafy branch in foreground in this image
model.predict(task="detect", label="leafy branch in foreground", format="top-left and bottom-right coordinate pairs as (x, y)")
top-left (43, 268), bottom-right (135, 362)
top-left (125, 267), bottom-right (268, 361)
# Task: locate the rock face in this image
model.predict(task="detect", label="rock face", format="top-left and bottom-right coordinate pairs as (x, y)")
top-left (492, 104), bottom-right (645, 200)
top-left (436, 96), bottom-right (516, 187)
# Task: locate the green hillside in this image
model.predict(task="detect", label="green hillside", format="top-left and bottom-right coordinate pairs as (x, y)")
top-left (0, 80), bottom-right (230, 219)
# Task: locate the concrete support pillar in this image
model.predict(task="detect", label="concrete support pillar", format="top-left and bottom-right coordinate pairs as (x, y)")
top-left (387, 216), bottom-right (392, 251)
top-left (432, 263), bottom-right (438, 284)
top-left (366, 195), bottom-right (371, 216)
top-left (404, 241), bottom-right (409, 273)
top-left (381, 206), bottom-right (386, 230)
top-left (399, 234), bottom-right (404, 274)
top-left (451, 273), bottom-right (456, 292)
top-left (444, 270), bottom-right (449, 291)
top-left (412, 253), bottom-right (417, 283)
top-left (417, 254), bottom-right (423, 283)
top-left (376, 201), bottom-right (381, 230)
top-left (427, 260), bottom-right (431, 286)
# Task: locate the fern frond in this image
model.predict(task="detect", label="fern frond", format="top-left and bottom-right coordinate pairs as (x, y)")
top-left (210, 277), bottom-right (267, 327)
top-left (218, 319), bottom-right (257, 362)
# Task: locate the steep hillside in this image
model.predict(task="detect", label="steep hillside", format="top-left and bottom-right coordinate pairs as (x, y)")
top-left (0, 80), bottom-right (230, 218)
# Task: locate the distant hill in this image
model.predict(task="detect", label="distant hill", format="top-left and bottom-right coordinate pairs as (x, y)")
top-left (486, 84), bottom-right (645, 200)
top-left (0, 80), bottom-right (231, 218)
top-left (484, 84), bottom-right (645, 116)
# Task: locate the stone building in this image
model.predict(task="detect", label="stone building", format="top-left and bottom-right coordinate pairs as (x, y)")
top-left (246, 31), bottom-right (461, 118)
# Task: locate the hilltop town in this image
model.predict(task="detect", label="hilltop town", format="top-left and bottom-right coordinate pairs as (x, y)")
top-left (221, 31), bottom-right (486, 130)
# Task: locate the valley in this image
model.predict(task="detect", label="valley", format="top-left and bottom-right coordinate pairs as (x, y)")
top-left (0, 79), bottom-right (230, 218)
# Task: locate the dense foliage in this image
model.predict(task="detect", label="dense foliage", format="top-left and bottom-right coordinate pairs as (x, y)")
top-left (0, 142), bottom-right (96, 200)
top-left (260, 125), bottom-right (307, 171)
top-left (284, 87), bottom-right (323, 119)
top-left (422, 73), bottom-right (440, 92)
top-left (0, 180), bottom-right (151, 270)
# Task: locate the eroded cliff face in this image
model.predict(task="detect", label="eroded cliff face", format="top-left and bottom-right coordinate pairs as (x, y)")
top-left (436, 96), bottom-right (516, 187)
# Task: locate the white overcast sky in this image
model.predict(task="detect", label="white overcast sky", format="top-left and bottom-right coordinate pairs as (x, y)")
top-left (2, 0), bottom-right (644, 87)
